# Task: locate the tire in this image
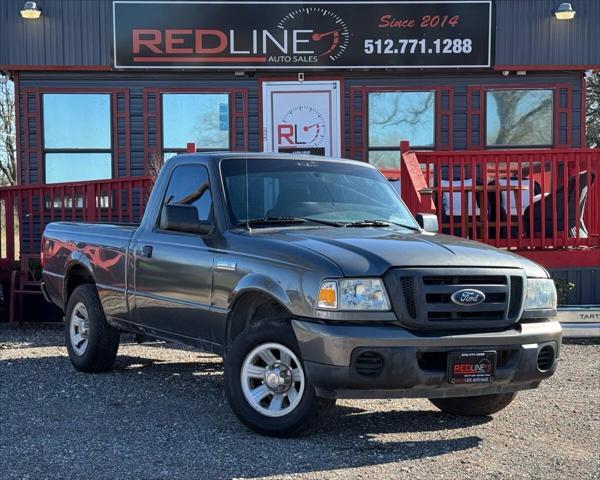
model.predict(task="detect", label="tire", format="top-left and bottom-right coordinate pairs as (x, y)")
top-left (429, 392), bottom-right (517, 416)
top-left (65, 284), bottom-right (120, 373)
top-left (224, 320), bottom-right (335, 437)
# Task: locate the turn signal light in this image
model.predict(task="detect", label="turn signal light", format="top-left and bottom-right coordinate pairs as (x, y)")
top-left (317, 281), bottom-right (338, 309)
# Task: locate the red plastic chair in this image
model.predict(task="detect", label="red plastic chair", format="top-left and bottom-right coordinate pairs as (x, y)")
top-left (9, 254), bottom-right (43, 324)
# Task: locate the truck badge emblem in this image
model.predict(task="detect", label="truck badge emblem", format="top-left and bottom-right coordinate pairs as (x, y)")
top-left (451, 289), bottom-right (486, 306)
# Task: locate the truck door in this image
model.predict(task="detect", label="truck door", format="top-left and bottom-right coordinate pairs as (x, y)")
top-left (130, 164), bottom-right (218, 345)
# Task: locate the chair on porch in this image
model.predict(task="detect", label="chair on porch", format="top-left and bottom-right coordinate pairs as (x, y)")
top-left (9, 254), bottom-right (43, 324)
top-left (522, 171), bottom-right (596, 239)
top-left (487, 177), bottom-right (541, 239)
top-left (440, 178), bottom-right (481, 237)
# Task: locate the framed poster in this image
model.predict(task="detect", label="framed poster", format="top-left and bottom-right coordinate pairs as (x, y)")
top-left (262, 80), bottom-right (341, 156)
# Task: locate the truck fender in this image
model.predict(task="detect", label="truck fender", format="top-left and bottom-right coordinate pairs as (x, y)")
top-left (62, 252), bottom-right (95, 306)
top-left (229, 273), bottom-right (292, 311)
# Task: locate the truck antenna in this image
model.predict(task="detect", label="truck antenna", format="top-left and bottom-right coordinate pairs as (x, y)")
top-left (245, 150), bottom-right (252, 232)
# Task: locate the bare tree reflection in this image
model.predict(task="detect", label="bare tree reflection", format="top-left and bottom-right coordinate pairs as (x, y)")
top-left (487, 90), bottom-right (552, 146)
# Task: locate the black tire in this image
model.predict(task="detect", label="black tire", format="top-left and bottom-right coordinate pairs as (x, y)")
top-left (224, 320), bottom-right (335, 437)
top-left (429, 392), bottom-right (517, 416)
top-left (65, 284), bottom-right (120, 373)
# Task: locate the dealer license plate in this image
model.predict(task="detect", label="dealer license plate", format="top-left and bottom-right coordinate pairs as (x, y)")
top-left (448, 351), bottom-right (497, 384)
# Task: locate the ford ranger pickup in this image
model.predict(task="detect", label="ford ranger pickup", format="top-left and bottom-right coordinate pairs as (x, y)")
top-left (41, 153), bottom-right (561, 437)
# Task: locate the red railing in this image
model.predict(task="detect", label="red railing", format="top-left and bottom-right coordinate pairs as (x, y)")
top-left (382, 147), bottom-right (600, 251)
top-left (1, 148), bottom-right (599, 270)
top-left (0, 177), bottom-right (153, 268)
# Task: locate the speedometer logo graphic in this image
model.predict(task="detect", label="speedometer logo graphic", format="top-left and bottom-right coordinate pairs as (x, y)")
top-left (277, 7), bottom-right (350, 61)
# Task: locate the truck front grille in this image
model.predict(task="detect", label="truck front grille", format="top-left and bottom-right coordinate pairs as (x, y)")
top-left (384, 268), bottom-right (526, 331)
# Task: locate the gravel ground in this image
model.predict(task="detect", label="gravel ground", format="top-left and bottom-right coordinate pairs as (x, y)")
top-left (0, 326), bottom-right (598, 480)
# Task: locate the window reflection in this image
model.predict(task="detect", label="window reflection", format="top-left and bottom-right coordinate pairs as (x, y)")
top-left (43, 93), bottom-right (112, 183)
top-left (162, 165), bottom-right (213, 222)
top-left (45, 153), bottom-right (112, 184)
top-left (368, 91), bottom-right (435, 168)
top-left (162, 93), bottom-right (230, 152)
top-left (43, 94), bottom-right (111, 148)
top-left (486, 89), bottom-right (553, 147)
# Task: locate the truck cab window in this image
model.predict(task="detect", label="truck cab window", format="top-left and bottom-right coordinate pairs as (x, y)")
top-left (160, 165), bottom-right (213, 223)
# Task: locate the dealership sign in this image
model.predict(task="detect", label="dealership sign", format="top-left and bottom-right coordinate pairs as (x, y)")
top-left (112, 1), bottom-right (492, 69)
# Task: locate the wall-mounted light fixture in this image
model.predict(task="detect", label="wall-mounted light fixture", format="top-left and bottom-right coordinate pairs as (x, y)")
top-left (20, 1), bottom-right (42, 19)
top-left (554, 2), bottom-right (576, 20)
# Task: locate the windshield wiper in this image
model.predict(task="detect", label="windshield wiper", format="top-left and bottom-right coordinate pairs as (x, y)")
top-left (345, 219), bottom-right (390, 228)
top-left (345, 219), bottom-right (420, 231)
top-left (299, 217), bottom-right (343, 227)
top-left (385, 220), bottom-right (421, 231)
top-left (239, 216), bottom-right (342, 227)
top-left (241, 216), bottom-right (306, 226)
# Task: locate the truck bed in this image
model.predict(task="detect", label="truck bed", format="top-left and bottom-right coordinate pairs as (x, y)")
top-left (42, 222), bottom-right (138, 317)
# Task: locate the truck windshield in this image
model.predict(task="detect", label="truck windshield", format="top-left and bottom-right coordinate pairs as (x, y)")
top-left (220, 158), bottom-right (418, 229)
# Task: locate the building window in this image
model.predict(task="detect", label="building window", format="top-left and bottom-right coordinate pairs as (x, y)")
top-left (43, 93), bottom-right (112, 184)
top-left (162, 93), bottom-right (230, 158)
top-left (486, 89), bottom-right (553, 147)
top-left (368, 91), bottom-right (435, 168)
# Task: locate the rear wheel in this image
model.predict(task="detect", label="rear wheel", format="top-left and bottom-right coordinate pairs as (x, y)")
top-left (65, 284), bottom-right (120, 373)
top-left (225, 320), bottom-right (335, 437)
top-left (429, 392), bottom-right (516, 416)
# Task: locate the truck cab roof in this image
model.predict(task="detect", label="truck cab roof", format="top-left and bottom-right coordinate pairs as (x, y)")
top-left (168, 151), bottom-right (375, 169)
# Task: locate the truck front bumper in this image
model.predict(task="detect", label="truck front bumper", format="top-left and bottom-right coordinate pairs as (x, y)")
top-left (291, 320), bottom-right (562, 399)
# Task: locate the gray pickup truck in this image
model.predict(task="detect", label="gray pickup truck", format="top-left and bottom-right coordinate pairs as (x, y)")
top-left (42, 153), bottom-right (561, 437)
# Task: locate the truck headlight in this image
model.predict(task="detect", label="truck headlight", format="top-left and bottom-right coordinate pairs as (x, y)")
top-left (525, 279), bottom-right (557, 310)
top-left (317, 279), bottom-right (391, 311)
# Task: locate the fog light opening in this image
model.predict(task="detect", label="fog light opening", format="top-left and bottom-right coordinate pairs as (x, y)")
top-left (355, 351), bottom-right (384, 377)
top-left (537, 345), bottom-right (556, 372)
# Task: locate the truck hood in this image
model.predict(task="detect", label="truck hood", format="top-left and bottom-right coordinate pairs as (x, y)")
top-left (261, 227), bottom-right (547, 278)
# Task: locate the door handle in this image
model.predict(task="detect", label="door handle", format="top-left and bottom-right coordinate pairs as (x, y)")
top-left (140, 245), bottom-right (153, 258)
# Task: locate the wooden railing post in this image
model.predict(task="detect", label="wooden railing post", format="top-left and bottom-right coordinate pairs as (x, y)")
top-left (400, 140), bottom-right (410, 154)
top-left (399, 141), bottom-right (436, 215)
top-left (4, 196), bottom-right (15, 263)
top-left (86, 184), bottom-right (96, 223)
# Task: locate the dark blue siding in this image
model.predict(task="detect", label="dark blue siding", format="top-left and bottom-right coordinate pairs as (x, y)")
top-left (495, 0), bottom-right (600, 67)
top-left (1, 0), bottom-right (599, 68)
top-left (549, 268), bottom-right (600, 305)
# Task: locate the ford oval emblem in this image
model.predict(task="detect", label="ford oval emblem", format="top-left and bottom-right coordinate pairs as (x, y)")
top-left (451, 288), bottom-right (486, 306)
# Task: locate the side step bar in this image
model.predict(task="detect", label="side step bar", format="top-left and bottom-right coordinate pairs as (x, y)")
top-left (557, 306), bottom-right (600, 338)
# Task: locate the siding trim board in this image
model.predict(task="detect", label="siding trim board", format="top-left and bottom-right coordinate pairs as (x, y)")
top-left (19, 88), bottom-right (43, 185)
top-left (493, 65), bottom-right (599, 71)
top-left (1, 65), bottom-right (113, 71)
top-left (13, 71), bottom-right (21, 185)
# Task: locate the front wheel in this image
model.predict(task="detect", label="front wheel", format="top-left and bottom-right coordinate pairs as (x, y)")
top-left (429, 392), bottom-right (517, 416)
top-left (224, 321), bottom-right (334, 437)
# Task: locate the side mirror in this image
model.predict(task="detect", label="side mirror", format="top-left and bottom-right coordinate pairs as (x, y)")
top-left (160, 204), bottom-right (213, 235)
top-left (415, 213), bottom-right (439, 233)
